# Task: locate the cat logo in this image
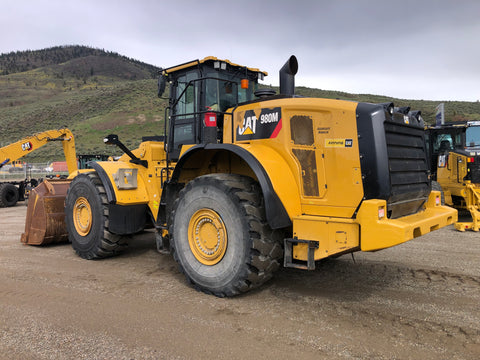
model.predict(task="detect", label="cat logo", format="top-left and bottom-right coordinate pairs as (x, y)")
top-left (238, 114), bottom-right (257, 136)
top-left (236, 107), bottom-right (282, 141)
top-left (21, 142), bottom-right (33, 151)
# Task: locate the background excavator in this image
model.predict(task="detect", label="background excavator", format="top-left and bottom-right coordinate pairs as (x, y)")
top-left (21, 56), bottom-right (456, 296)
top-left (0, 128), bottom-right (77, 207)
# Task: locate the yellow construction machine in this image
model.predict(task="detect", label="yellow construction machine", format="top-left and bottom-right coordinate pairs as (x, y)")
top-left (0, 128), bottom-right (77, 208)
top-left (426, 121), bottom-right (480, 231)
top-left (22, 56), bottom-right (456, 296)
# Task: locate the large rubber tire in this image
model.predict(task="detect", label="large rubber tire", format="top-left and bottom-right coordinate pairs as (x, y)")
top-left (170, 174), bottom-right (284, 297)
top-left (65, 173), bottom-right (128, 259)
top-left (0, 183), bottom-right (19, 208)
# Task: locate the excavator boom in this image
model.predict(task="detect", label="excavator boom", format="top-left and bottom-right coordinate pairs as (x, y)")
top-left (0, 128), bottom-right (77, 173)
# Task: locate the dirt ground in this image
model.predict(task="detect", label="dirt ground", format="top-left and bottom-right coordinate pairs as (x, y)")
top-left (0, 204), bottom-right (479, 360)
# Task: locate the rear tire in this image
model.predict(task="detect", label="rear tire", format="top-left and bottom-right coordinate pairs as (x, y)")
top-left (0, 183), bottom-right (19, 207)
top-left (65, 173), bottom-right (128, 259)
top-left (170, 174), bottom-right (283, 297)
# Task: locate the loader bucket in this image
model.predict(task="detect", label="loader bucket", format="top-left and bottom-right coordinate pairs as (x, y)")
top-left (21, 179), bottom-right (71, 245)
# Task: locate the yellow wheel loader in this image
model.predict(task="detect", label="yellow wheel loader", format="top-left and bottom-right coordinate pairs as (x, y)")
top-left (0, 128), bottom-right (77, 208)
top-left (23, 56), bottom-right (456, 296)
top-left (426, 121), bottom-right (480, 231)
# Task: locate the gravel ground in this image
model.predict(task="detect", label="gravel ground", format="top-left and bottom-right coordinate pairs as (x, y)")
top-left (0, 204), bottom-right (479, 359)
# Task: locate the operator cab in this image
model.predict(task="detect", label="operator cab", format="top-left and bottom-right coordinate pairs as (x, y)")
top-left (426, 120), bottom-right (480, 180)
top-left (159, 57), bottom-right (268, 161)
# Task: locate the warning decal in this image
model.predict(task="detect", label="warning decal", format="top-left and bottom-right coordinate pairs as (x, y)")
top-left (325, 139), bottom-right (353, 148)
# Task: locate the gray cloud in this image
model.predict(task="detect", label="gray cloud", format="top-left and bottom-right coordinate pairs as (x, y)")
top-left (1, 0), bottom-right (479, 100)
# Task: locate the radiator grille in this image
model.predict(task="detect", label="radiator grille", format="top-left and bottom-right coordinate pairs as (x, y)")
top-left (384, 121), bottom-right (429, 218)
top-left (356, 103), bottom-right (430, 219)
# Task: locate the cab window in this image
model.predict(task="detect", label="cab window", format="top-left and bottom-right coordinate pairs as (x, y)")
top-left (206, 78), bottom-right (238, 112)
top-left (204, 70), bottom-right (258, 112)
top-left (433, 134), bottom-right (453, 152)
top-left (171, 71), bottom-right (199, 157)
top-left (174, 72), bottom-right (198, 119)
top-left (466, 127), bottom-right (480, 147)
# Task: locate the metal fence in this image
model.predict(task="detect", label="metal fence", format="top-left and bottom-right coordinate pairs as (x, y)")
top-left (0, 163), bottom-right (67, 181)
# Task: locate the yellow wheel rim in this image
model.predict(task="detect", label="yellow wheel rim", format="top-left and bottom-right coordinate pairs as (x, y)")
top-left (188, 209), bottom-right (227, 265)
top-left (73, 197), bottom-right (92, 236)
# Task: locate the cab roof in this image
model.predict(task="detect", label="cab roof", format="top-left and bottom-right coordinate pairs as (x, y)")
top-left (428, 120), bottom-right (480, 130)
top-left (162, 56), bottom-right (268, 76)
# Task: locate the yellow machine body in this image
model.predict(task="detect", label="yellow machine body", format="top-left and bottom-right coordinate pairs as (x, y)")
top-left (427, 122), bottom-right (480, 232)
top-left (87, 140), bottom-right (168, 218)
top-left (86, 96), bottom-right (456, 265)
top-left (22, 56), bottom-right (457, 295)
top-left (437, 152), bottom-right (480, 231)
top-left (225, 97), bottom-right (363, 219)
top-left (437, 151), bottom-right (470, 202)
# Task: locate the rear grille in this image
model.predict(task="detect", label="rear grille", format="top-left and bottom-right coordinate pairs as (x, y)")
top-left (384, 121), bottom-right (429, 218)
top-left (356, 103), bottom-right (430, 219)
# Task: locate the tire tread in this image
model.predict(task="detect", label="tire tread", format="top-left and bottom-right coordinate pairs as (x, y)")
top-left (170, 174), bottom-right (284, 297)
top-left (67, 172), bottom-right (128, 260)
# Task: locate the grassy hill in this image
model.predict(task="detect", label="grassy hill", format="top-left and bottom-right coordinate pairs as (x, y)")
top-left (0, 46), bottom-right (165, 162)
top-left (1, 45), bottom-right (480, 163)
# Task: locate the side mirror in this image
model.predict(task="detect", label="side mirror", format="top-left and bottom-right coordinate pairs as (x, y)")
top-left (103, 134), bottom-right (148, 168)
top-left (158, 74), bottom-right (166, 97)
top-left (104, 134), bottom-right (119, 145)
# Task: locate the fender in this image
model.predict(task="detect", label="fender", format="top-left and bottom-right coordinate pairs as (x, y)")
top-left (88, 161), bottom-right (149, 235)
top-left (88, 162), bottom-right (117, 203)
top-left (88, 161), bottom-right (152, 204)
top-left (164, 144), bottom-right (293, 229)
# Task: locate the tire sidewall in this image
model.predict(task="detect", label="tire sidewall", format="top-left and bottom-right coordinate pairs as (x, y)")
top-left (0, 183), bottom-right (19, 207)
top-left (65, 175), bottom-right (104, 254)
top-left (173, 179), bottom-right (251, 291)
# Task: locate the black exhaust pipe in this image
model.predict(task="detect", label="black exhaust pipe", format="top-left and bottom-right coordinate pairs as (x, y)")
top-left (279, 55), bottom-right (298, 96)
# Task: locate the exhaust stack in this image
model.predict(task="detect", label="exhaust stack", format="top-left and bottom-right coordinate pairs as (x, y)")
top-left (279, 55), bottom-right (298, 96)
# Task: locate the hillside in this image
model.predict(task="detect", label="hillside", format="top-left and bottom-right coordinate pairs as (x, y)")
top-left (295, 87), bottom-right (480, 125)
top-left (1, 45), bottom-right (480, 163)
top-left (0, 46), bottom-right (164, 162)
top-left (0, 45), bottom-right (158, 77)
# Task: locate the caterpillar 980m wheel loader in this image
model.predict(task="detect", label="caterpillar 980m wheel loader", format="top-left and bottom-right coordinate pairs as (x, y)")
top-left (426, 121), bottom-right (480, 231)
top-left (23, 56), bottom-right (456, 297)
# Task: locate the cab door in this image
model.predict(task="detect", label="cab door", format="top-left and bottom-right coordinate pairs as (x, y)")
top-left (169, 72), bottom-right (200, 161)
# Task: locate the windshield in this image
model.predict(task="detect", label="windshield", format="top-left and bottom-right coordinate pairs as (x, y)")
top-left (205, 70), bottom-right (258, 112)
top-left (466, 126), bottom-right (480, 147)
top-left (206, 78), bottom-right (238, 112)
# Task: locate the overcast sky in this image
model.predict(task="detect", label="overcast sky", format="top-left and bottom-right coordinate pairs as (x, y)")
top-left (1, 0), bottom-right (479, 101)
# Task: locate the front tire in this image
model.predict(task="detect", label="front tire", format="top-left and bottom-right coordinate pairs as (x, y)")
top-left (170, 174), bottom-right (283, 297)
top-left (65, 173), bottom-right (127, 259)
